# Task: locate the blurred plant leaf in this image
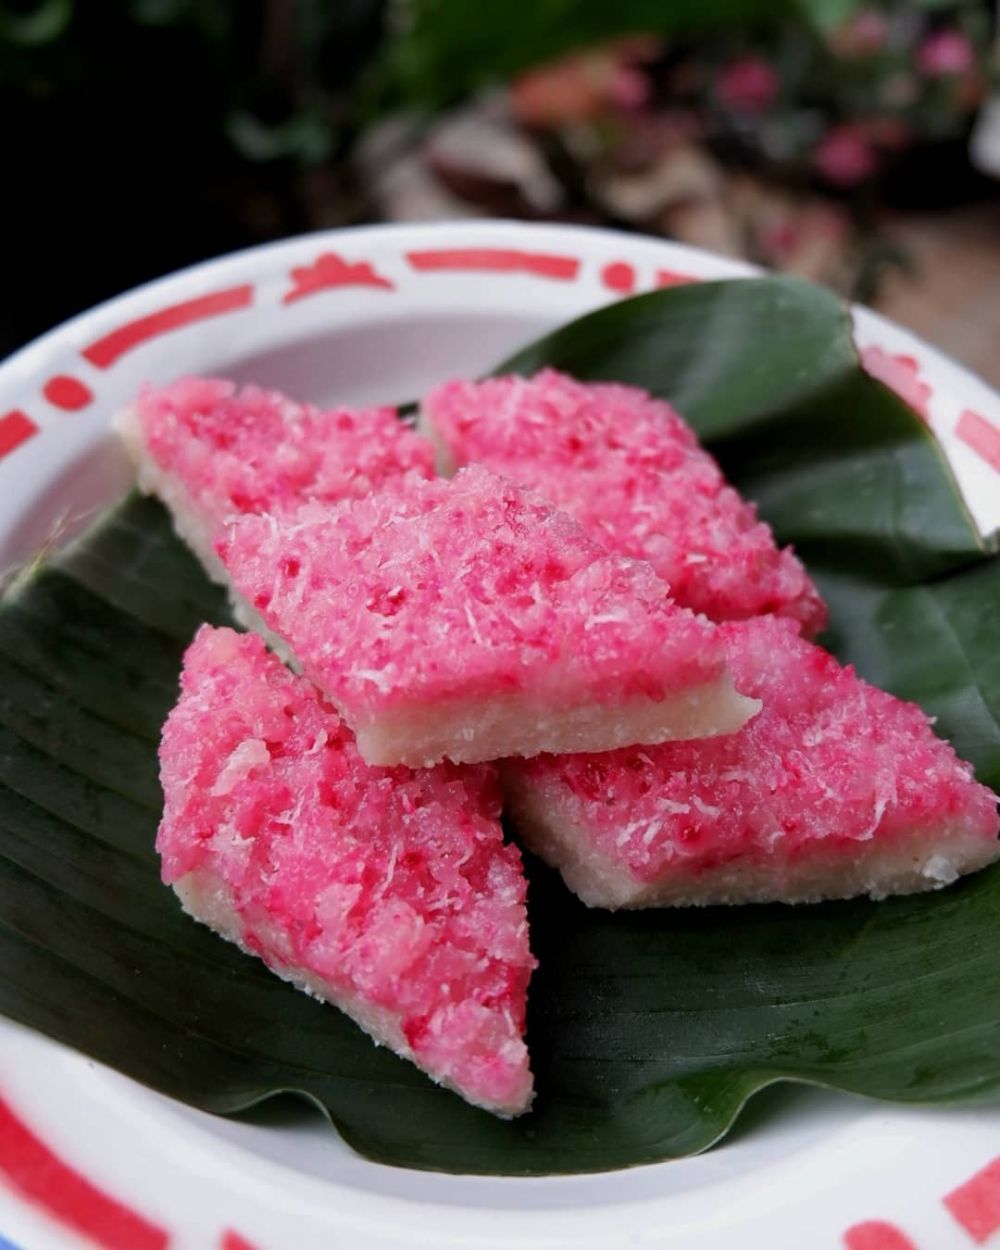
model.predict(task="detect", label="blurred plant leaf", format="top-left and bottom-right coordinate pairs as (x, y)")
top-left (794, 0), bottom-right (861, 32)
top-left (383, 0), bottom-right (806, 109)
top-left (0, 0), bottom-right (73, 45)
top-left (226, 107), bottom-right (334, 165)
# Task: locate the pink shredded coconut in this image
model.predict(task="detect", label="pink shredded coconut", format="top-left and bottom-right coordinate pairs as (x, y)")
top-left (505, 616), bottom-right (999, 907)
top-left (421, 369), bottom-right (826, 636)
top-left (157, 626), bottom-right (535, 1116)
top-left (132, 376), bottom-right (434, 533)
top-left (217, 465), bottom-right (752, 767)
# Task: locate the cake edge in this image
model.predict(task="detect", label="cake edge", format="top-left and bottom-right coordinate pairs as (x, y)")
top-left (173, 868), bottom-right (535, 1118)
top-left (352, 674), bottom-right (761, 769)
top-left (114, 405), bottom-right (230, 586)
top-left (501, 765), bottom-right (1000, 909)
top-left (415, 406), bottom-right (457, 477)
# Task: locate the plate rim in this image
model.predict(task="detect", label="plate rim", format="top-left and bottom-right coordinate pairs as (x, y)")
top-left (1, 217), bottom-right (998, 1250)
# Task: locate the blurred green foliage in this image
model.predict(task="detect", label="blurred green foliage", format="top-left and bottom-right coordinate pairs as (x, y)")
top-left (386, 0), bottom-right (989, 105)
top-left (383, 0), bottom-right (808, 108)
top-left (0, 0), bottom-right (993, 351)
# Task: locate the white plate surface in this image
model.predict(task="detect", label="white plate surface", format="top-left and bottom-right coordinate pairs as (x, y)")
top-left (1, 220), bottom-right (998, 1250)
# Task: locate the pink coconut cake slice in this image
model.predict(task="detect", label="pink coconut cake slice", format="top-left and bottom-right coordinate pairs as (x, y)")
top-left (502, 615), bottom-right (999, 908)
top-left (158, 625), bottom-right (536, 1117)
top-left (116, 376), bottom-right (435, 582)
top-left (216, 465), bottom-right (759, 769)
top-left (420, 369), bottom-right (827, 636)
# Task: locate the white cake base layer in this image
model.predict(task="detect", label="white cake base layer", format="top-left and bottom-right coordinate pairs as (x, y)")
top-left (115, 407), bottom-right (231, 586)
top-left (228, 589), bottom-right (304, 673)
top-left (116, 409), bottom-right (305, 669)
top-left (352, 676), bottom-right (760, 769)
top-left (501, 774), bottom-right (1000, 909)
top-left (173, 869), bottom-right (532, 1118)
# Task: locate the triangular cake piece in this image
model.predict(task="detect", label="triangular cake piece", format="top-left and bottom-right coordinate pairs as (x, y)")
top-left (158, 626), bottom-right (536, 1117)
top-left (216, 465), bottom-right (759, 768)
top-left (116, 376), bottom-right (434, 582)
top-left (503, 616), bottom-right (999, 908)
top-left (421, 369), bottom-right (826, 636)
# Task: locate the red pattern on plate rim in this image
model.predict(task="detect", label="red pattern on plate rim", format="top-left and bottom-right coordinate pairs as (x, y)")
top-left (943, 1155), bottom-right (1000, 1244)
top-left (600, 261), bottom-right (636, 293)
top-left (0, 410), bottom-right (39, 461)
top-left (82, 285), bottom-right (254, 369)
top-left (406, 247), bottom-right (580, 280)
top-left (220, 1231), bottom-right (263, 1250)
top-left (43, 375), bottom-right (94, 412)
top-left (0, 1094), bottom-right (168, 1250)
top-left (842, 1220), bottom-right (917, 1250)
top-left (0, 246), bottom-right (997, 1246)
top-left (1, 1081), bottom-right (1000, 1246)
top-left (655, 269), bottom-right (698, 287)
top-left (282, 252), bottom-right (394, 304)
top-left (956, 409), bottom-right (1000, 474)
top-left (860, 346), bottom-right (932, 421)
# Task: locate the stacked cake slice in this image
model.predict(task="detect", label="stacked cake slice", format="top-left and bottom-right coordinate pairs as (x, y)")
top-left (216, 465), bottom-right (758, 768)
top-left (502, 615), bottom-right (999, 908)
top-left (421, 369), bottom-right (827, 635)
top-left (128, 368), bottom-right (998, 1119)
top-left (159, 626), bottom-right (536, 1116)
top-left (117, 376), bottom-right (434, 580)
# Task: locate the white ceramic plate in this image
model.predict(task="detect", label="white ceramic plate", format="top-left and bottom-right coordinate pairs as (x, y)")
top-left (1, 221), bottom-right (999, 1250)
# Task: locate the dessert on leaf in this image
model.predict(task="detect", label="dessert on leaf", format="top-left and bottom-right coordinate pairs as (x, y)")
top-left (157, 626), bottom-right (536, 1117)
top-left (421, 369), bottom-right (826, 635)
top-left (503, 616), bottom-right (999, 909)
top-left (217, 465), bottom-right (759, 768)
top-left (116, 376), bottom-right (435, 581)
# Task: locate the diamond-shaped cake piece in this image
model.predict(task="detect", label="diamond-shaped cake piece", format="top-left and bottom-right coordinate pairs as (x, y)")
top-left (503, 616), bottom-right (999, 908)
top-left (117, 376), bottom-right (434, 580)
top-left (421, 369), bottom-right (826, 635)
top-left (217, 465), bottom-right (758, 768)
top-left (158, 626), bottom-right (535, 1117)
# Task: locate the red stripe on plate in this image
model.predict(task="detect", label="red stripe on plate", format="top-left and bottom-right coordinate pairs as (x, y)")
top-left (0, 410), bottom-right (39, 460)
top-left (956, 409), bottom-right (1000, 474)
top-left (220, 1232), bottom-right (261, 1250)
top-left (0, 1096), bottom-right (169, 1250)
top-left (406, 248), bottom-right (579, 280)
top-left (83, 285), bottom-right (254, 368)
top-left (655, 269), bottom-right (698, 287)
top-left (842, 1220), bottom-right (917, 1250)
top-left (944, 1155), bottom-right (1000, 1244)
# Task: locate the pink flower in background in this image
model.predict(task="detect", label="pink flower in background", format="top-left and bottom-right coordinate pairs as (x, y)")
top-left (759, 219), bottom-right (801, 264)
top-left (814, 125), bottom-right (879, 187)
top-left (608, 66), bottom-right (651, 111)
top-left (917, 30), bottom-right (975, 77)
top-left (512, 37), bottom-right (659, 127)
top-left (830, 8), bottom-right (889, 58)
top-left (759, 202), bottom-right (849, 275)
top-left (861, 347), bottom-right (932, 420)
top-left (716, 57), bottom-right (779, 114)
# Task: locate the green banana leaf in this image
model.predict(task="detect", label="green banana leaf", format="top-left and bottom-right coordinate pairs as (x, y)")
top-left (1, 276), bottom-right (998, 1175)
